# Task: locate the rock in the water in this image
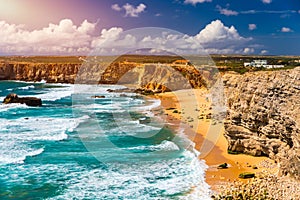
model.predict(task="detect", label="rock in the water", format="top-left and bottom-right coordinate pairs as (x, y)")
top-left (139, 117), bottom-right (151, 124)
top-left (3, 93), bottom-right (42, 107)
top-left (91, 95), bottom-right (105, 99)
top-left (238, 172), bottom-right (255, 179)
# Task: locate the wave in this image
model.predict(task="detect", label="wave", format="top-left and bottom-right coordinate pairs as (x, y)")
top-left (11, 79), bottom-right (46, 84)
top-left (0, 103), bottom-right (28, 112)
top-left (0, 148), bottom-right (44, 164)
top-left (30, 84), bottom-right (74, 101)
top-left (0, 117), bottom-right (78, 141)
top-left (39, 79), bottom-right (47, 84)
top-left (18, 85), bottom-right (35, 90)
top-left (73, 84), bottom-right (126, 95)
top-left (48, 148), bottom-right (211, 200)
top-left (134, 98), bottom-right (161, 112)
top-left (0, 116), bottom-right (84, 165)
top-left (127, 140), bottom-right (180, 152)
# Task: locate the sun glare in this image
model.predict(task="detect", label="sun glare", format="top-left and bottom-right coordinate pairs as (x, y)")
top-left (0, 0), bottom-right (21, 17)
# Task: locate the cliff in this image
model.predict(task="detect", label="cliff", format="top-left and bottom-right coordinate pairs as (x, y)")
top-left (223, 67), bottom-right (300, 179)
top-left (0, 62), bottom-right (80, 83)
top-left (0, 61), bottom-right (207, 90)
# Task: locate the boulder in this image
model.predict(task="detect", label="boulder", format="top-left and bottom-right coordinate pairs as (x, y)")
top-left (238, 172), bottom-right (255, 179)
top-left (217, 163), bottom-right (228, 169)
top-left (3, 93), bottom-right (42, 107)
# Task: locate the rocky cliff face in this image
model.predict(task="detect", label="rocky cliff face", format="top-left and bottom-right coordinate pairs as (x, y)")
top-left (116, 63), bottom-right (207, 92)
top-left (0, 62), bottom-right (80, 83)
top-left (0, 61), bottom-right (207, 90)
top-left (223, 68), bottom-right (300, 179)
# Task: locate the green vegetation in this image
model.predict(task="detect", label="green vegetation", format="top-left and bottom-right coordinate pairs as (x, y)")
top-left (1, 55), bottom-right (299, 74)
top-left (114, 54), bottom-right (182, 64)
top-left (213, 55), bottom-right (300, 74)
top-left (0, 56), bottom-right (83, 64)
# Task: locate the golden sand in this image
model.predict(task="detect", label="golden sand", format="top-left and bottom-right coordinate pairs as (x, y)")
top-left (154, 89), bottom-right (278, 191)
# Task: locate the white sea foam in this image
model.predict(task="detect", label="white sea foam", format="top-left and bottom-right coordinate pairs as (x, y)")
top-left (0, 117), bottom-right (77, 141)
top-left (18, 85), bottom-right (35, 90)
top-left (0, 146), bottom-right (44, 164)
top-left (134, 98), bottom-right (161, 112)
top-left (73, 84), bottom-right (126, 95)
top-left (11, 80), bottom-right (46, 84)
top-left (48, 148), bottom-right (211, 200)
top-left (40, 79), bottom-right (47, 84)
top-left (0, 116), bottom-right (83, 165)
top-left (32, 84), bottom-right (74, 101)
top-left (127, 140), bottom-right (180, 152)
top-left (0, 103), bottom-right (28, 112)
top-left (34, 84), bottom-right (127, 102)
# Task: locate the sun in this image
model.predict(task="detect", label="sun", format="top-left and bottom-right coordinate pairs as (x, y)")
top-left (0, 0), bottom-right (21, 17)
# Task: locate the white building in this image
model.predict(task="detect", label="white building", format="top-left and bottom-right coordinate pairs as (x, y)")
top-left (253, 60), bottom-right (267, 67)
top-left (244, 60), bottom-right (284, 69)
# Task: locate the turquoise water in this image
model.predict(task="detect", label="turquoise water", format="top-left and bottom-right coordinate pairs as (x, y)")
top-left (0, 81), bottom-right (210, 200)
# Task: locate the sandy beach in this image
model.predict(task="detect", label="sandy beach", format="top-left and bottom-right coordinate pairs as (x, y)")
top-left (155, 89), bottom-right (279, 191)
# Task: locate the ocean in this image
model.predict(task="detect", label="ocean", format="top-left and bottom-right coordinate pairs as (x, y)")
top-left (0, 81), bottom-right (211, 200)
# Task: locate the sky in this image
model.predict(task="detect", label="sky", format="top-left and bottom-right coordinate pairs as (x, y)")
top-left (0, 0), bottom-right (299, 55)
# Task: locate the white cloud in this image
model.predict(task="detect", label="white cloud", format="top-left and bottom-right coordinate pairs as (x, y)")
top-left (91, 27), bottom-right (137, 53)
top-left (123, 3), bottom-right (146, 17)
top-left (195, 20), bottom-right (252, 54)
top-left (90, 20), bottom-right (252, 55)
top-left (216, 5), bottom-right (238, 16)
top-left (0, 19), bottom-right (254, 55)
top-left (281, 27), bottom-right (293, 32)
top-left (241, 10), bottom-right (296, 14)
top-left (111, 4), bottom-right (122, 11)
top-left (243, 47), bottom-right (254, 54)
top-left (112, 3), bottom-right (146, 17)
top-left (261, 50), bottom-right (268, 54)
top-left (184, 0), bottom-right (212, 5)
top-left (248, 24), bottom-right (257, 30)
top-left (195, 20), bottom-right (250, 43)
top-left (262, 0), bottom-right (272, 4)
top-left (0, 19), bottom-right (96, 55)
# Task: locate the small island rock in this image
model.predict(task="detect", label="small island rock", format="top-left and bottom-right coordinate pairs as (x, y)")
top-left (3, 93), bottom-right (42, 107)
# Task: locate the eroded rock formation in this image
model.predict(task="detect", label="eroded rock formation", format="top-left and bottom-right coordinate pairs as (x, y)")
top-left (0, 61), bottom-right (208, 90)
top-left (3, 93), bottom-right (42, 107)
top-left (223, 68), bottom-right (300, 179)
top-left (0, 63), bottom-right (80, 83)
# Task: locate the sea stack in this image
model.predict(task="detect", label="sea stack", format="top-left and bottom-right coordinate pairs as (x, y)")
top-left (3, 93), bottom-right (42, 107)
